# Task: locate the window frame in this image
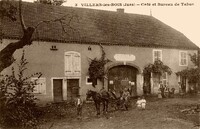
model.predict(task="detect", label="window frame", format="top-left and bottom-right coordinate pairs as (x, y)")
top-left (153, 49), bottom-right (162, 62)
top-left (31, 77), bottom-right (46, 94)
top-left (86, 76), bottom-right (97, 85)
top-left (86, 76), bottom-right (92, 85)
top-left (64, 51), bottom-right (81, 76)
top-left (179, 51), bottom-right (188, 66)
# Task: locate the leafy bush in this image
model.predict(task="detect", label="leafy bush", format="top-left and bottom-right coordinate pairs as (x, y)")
top-left (0, 51), bottom-right (42, 128)
top-left (88, 45), bottom-right (110, 86)
top-left (143, 60), bottom-right (172, 75)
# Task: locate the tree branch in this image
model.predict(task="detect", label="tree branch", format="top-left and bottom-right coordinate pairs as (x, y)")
top-left (34, 15), bottom-right (68, 29)
top-left (59, 15), bottom-right (76, 34)
top-left (34, 13), bottom-right (79, 37)
top-left (0, 3), bottom-right (79, 73)
top-left (19, 0), bottom-right (26, 31)
top-left (0, 27), bottom-right (35, 72)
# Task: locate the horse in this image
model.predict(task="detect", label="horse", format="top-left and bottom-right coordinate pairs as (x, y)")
top-left (86, 90), bottom-right (110, 115)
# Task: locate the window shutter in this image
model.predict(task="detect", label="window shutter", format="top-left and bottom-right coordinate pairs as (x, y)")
top-left (183, 53), bottom-right (187, 65)
top-left (154, 51), bottom-right (158, 61)
top-left (40, 78), bottom-right (46, 94)
top-left (73, 54), bottom-right (81, 73)
top-left (33, 85), bottom-right (39, 93)
top-left (65, 54), bottom-right (72, 73)
top-left (153, 50), bottom-right (162, 62)
top-left (31, 78), bottom-right (46, 94)
top-left (158, 51), bottom-right (161, 61)
top-left (65, 51), bottom-right (81, 75)
top-left (31, 78), bottom-right (39, 93)
top-left (162, 72), bottom-right (168, 86)
top-left (179, 51), bottom-right (187, 66)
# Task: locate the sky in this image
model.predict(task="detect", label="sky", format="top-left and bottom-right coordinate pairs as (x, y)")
top-left (25, 0), bottom-right (200, 47)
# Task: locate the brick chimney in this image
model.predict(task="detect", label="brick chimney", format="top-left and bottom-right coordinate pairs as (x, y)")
top-left (117, 8), bottom-right (124, 13)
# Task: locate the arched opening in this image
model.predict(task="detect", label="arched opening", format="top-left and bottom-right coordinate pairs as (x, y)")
top-left (108, 65), bottom-right (139, 97)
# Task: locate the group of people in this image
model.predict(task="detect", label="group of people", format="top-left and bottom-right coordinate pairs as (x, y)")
top-left (158, 81), bottom-right (166, 98)
top-left (158, 81), bottom-right (176, 98)
top-left (136, 96), bottom-right (146, 110)
top-left (75, 87), bottom-right (147, 119)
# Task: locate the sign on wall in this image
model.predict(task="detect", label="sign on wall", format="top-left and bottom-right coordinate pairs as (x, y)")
top-left (114, 54), bottom-right (136, 62)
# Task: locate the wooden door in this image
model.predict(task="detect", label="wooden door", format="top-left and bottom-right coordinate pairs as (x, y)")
top-left (108, 65), bottom-right (137, 97)
top-left (67, 79), bottom-right (79, 100)
top-left (53, 79), bottom-right (63, 102)
top-left (143, 73), bottom-right (151, 94)
top-left (181, 76), bottom-right (187, 93)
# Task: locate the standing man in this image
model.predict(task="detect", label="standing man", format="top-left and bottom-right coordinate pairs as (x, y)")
top-left (159, 81), bottom-right (165, 98)
top-left (75, 94), bottom-right (83, 119)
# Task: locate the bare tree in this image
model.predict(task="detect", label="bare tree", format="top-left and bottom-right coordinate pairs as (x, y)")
top-left (34, 0), bottom-right (67, 6)
top-left (0, 0), bottom-right (77, 72)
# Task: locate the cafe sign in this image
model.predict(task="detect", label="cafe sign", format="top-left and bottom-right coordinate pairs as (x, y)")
top-left (114, 54), bottom-right (136, 61)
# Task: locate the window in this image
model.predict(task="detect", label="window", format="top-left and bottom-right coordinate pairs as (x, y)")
top-left (65, 51), bottom-right (81, 76)
top-left (86, 76), bottom-right (97, 85)
top-left (153, 50), bottom-right (162, 62)
top-left (179, 51), bottom-right (188, 66)
top-left (31, 78), bottom-right (46, 94)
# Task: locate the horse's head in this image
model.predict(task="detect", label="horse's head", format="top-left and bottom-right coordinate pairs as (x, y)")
top-left (86, 90), bottom-right (93, 100)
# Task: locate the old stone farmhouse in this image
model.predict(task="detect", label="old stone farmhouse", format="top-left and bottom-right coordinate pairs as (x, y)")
top-left (1, 2), bottom-right (199, 103)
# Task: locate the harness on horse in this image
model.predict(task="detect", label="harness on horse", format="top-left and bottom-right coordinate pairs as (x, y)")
top-left (99, 90), bottom-right (110, 100)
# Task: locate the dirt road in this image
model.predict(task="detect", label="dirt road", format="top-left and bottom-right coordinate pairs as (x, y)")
top-left (40, 96), bottom-right (199, 129)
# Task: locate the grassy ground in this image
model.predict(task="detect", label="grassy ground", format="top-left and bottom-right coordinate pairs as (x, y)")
top-left (37, 94), bottom-right (200, 129)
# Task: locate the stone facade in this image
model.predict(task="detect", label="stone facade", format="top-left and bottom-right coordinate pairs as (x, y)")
top-left (1, 39), bottom-right (197, 103)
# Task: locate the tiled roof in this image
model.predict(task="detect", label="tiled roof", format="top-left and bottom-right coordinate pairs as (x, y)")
top-left (2, 2), bottom-right (199, 50)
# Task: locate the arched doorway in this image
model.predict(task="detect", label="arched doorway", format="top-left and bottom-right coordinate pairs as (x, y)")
top-left (108, 65), bottom-right (138, 97)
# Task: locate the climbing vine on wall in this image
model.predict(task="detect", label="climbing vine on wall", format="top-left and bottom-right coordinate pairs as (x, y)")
top-left (88, 45), bottom-right (110, 87)
top-left (143, 60), bottom-right (172, 76)
top-left (176, 53), bottom-right (200, 84)
top-left (176, 68), bottom-right (200, 83)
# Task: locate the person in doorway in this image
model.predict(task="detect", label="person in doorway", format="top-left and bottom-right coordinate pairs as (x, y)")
top-left (158, 88), bottom-right (162, 98)
top-left (178, 82), bottom-right (182, 93)
top-left (159, 81), bottom-right (165, 98)
top-left (75, 94), bottom-right (83, 119)
top-left (143, 82), bottom-right (147, 95)
top-left (120, 88), bottom-right (130, 109)
top-left (121, 88), bottom-right (130, 102)
top-left (178, 82), bottom-right (185, 97)
top-left (164, 85), bottom-right (169, 98)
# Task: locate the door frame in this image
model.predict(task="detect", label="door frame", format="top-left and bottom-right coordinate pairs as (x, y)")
top-left (107, 64), bottom-right (139, 96)
top-left (51, 77), bottom-right (67, 101)
top-left (180, 76), bottom-right (187, 93)
top-left (66, 76), bottom-right (81, 100)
